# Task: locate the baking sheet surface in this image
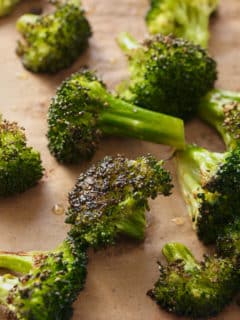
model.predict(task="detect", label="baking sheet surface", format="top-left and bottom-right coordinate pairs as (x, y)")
top-left (0, 0), bottom-right (240, 319)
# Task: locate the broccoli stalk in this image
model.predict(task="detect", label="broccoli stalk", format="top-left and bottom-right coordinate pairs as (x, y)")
top-left (145, 0), bottom-right (219, 47)
top-left (148, 242), bottom-right (239, 318)
top-left (47, 69), bottom-right (185, 163)
top-left (0, 0), bottom-right (20, 17)
top-left (116, 33), bottom-right (217, 118)
top-left (198, 89), bottom-right (240, 150)
top-left (0, 116), bottom-right (43, 196)
top-left (66, 154), bottom-right (173, 248)
top-left (177, 144), bottom-right (240, 244)
top-left (16, 0), bottom-right (91, 73)
top-left (0, 237), bottom-right (87, 320)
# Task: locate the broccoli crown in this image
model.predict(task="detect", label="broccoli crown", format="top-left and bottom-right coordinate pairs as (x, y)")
top-left (148, 242), bottom-right (239, 318)
top-left (47, 70), bottom-right (105, 163)
top-left (117, 34), bottom-right (217, 119)
top-left (66, 154), bottom-right (172, 248)
top-left (199, 89), bottom-right (240, 150)
top-left (146, 0), bottom-right (218, 47)
top-left (217, 217), bottom-right (240, 263)
top-left (0, 0), bottom-right (20, 17)
top-left (1, 237), bottom-right (87, 320)
top-left (16, 0), bottom-right (92, 73)
top-left (177, 144), bottom-right (240, 244)
top-left (0, 117), bottom-right (43, 196)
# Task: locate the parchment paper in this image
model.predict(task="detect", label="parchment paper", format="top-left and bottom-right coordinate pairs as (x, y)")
top-left (0, 0), bottom-right (240, 319)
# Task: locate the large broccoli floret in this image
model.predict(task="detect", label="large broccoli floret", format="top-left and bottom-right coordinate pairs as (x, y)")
top-left (0, 116), bottom-right (43, 196)
top-left (66, 154), bottom-right (173, 249)
top-left (146, 0), bottom-right (219, 47)
top-left (177, 144), bottom-right (240, 244)
top-left (0, 0), bottom-right (20, 17)
top-left (198, 89), bottom-right (240, 150)
top-left (47, 69), bottom-right (185, 163)
top-left (0, 237), bottom-right (87, 320)
top-left (16, 0), bottom-right (92, 73)
top-left (116, 33), bottom-right (217, 119)
top-left (148, 242), bottom-right (239, 318)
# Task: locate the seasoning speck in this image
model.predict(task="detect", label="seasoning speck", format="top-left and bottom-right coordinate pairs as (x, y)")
top-left (52, 204), bottom-right (65, 215)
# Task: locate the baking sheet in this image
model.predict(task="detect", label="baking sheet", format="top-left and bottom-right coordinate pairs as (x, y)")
top-left (0, 0), bottom-right (240, 319)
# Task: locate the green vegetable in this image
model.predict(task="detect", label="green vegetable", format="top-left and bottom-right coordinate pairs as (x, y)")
top-left (0, 0), bottom-right (20, 17)
top-left (146, 0), bottom-right (219, 47)
top-left (16, 0), bottom-right (92, 73)
top-left (117, 33), bottom-right (217, 119)
top-left (47, 69), bottom-right (185, 164)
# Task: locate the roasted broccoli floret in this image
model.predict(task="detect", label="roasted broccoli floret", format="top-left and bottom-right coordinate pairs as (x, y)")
top-left (0, 116), bottom-right (43, 196)
top-left (47, 69), bottom-right (185, 163)
top-left (0, 0), bottom-right (20, 17)
top-left (0, 237), bottom-right (87, 320)
top-left (66, 154), bottom-right (173, 248)
top-left (148, 242), bottom-right (239, 318)
top-left (177, 144), bottom-right (240, 244)
top-left (146, 0), bottom-right (219, 47)
top-left (199, 89), bottom-right (240, 150)
top-left (116, 33), bottom-right (217, 118)
top-left (16, 0), bottom-right (92, 73)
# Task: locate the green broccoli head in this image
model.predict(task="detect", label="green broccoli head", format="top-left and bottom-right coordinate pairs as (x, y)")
top-left (66, 154), bottom-right (173, 248)
top-left (198, 89), bottom-right (240, 150)
top-left (146, 0), bottom-right (218, 47)
top-left (0, 0), bottom-right (20, 17)
top-left (117, 33), bottom-right (217, 119)
top-left (16, 0), bottom-right (92, 73)
top-left (47, 69), bottom-right (185, 163)
top-left (0, 117), bottom-right (43, 196)
top-left (177, 144), bottom-right (240, 244)
top-left (148, 242), bottom-right (239, 318)
top-left (0, 237), bottom-right (87, 320)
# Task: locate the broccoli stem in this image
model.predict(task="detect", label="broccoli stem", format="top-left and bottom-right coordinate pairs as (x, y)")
top-left (117, 32), bottom-right (139, 53)
top-left (0, 251), bottom-right (34, 274)
top-left (162, 242), bottom-right (199, 273)
top-left (199, 89), bottom-right (240, 149)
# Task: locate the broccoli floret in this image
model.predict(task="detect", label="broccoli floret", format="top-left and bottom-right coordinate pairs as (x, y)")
top-left (66, 154), bottom-right (173, 248)
top-left (177, 144), bottom-right (240, 244)
top-left (0, 116), bottom-right (43, 196)
top-left (148, 242), bottom-right (239, 318)
top-left (0, 0), bottom-right (20, 17)
top-left (16, 0), bottom-right (92, 73)
top-left (199, 89), bottom-right (240, 150)
top-left (146, 0), bottom-right (219, 48)
top-left (116, 33), bottom-right (217, 119)
top-left (47, 69), bottom-right (185, 163)
top-left (0, 237), bottom-right (87, 320)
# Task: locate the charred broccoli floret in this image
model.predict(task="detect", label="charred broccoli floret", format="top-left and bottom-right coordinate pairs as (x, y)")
top-left (66, 154), bottom-right (173, 248)
top-left (0, 237), bottom-right (87, 320)
top-left (148, 242), bottom-right (239, 318)
top-left (47, 69), bottom-right (185, 163)
top-left (0, 0), bottom-right (20, 17)
top-left (16, 0), bottom-right (92, 73)
top-left (146, 0), bottom-right (219, 47)
top-left (199, 89), bottom-right (240, 150)
top-left (0, 116), bottom-right (43, 196)
top-left (177, 144), bottom-right (240, 244)
top-left (116, 33), bottom-right (217, 118)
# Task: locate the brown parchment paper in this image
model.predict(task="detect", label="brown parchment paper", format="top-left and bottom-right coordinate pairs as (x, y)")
top-left (0, 0), bottom-right (240, 319)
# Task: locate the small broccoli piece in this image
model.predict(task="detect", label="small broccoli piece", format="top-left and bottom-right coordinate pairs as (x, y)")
top-left (116, 33), bottom-right (217, 119)
top-left (177, 144), bottom-right (240, 244)
top-left (198, 89), bottom-right (240, 150)
top-left (146, 0), bottom-right (219, 48)
top-left (66, 154), bottom-right (173, 248)
top-left (47, 69), bottom-right (185, 163)
top-left (0, 116), bottom-right (43, 196)
top-left (0, 237), bottom-right (87, 320)
top-left (16, 0), bottom-right (92, 73)
top-left (0, 0), bottom-right (20, 17)
top-left (148, 242), bottom-right (239, 318)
